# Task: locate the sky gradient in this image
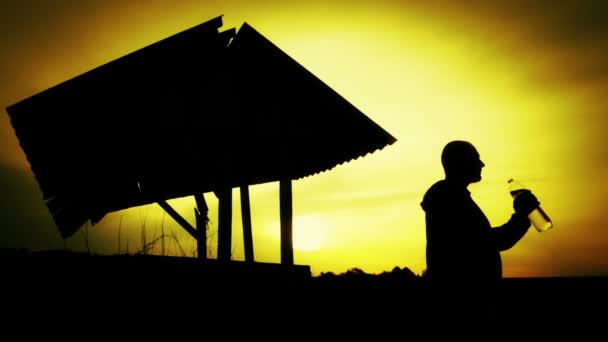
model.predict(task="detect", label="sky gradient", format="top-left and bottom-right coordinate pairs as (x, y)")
top-left (1, 0), bottom-right (607, 277)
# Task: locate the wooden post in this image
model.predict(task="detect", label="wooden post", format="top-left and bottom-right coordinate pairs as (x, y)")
top-left (217, 187), bottom-right (232, 261)
top-left (280, 178), bottom-right (293, 265)
top-left (194, 193), bottom-right (208, 260)
top-left (240, 185), bottom-right (254, 262)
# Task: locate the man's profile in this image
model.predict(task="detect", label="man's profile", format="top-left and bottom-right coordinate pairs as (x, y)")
top-left (420, 140), bottom-right (539, 319)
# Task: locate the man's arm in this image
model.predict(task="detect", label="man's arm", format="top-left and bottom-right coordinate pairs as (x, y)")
top-left (491, 213), bottom-right (530, 251)
top-left (491, 190), bottom-right (539, 251)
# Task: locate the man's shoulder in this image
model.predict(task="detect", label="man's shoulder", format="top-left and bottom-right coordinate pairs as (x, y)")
top-left (424, 180), bottom-right (450, 197)
top-left (421, 180), bottom-right (450, 211)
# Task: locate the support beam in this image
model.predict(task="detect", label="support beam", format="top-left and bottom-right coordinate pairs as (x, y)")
top-left (280, 179), bottom-right (293, 265)
top-left (157, 201), bottom-right (197, 240)
top-left (194, 193), bottom-right (208, 260)
top-left (217, 187), bottom-right (232, 261)
top-left (240, 185), bottom-right (254, 262)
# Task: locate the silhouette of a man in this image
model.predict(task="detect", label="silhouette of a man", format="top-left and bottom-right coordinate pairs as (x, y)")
top-left (420, 140), bottom-right (539, 320)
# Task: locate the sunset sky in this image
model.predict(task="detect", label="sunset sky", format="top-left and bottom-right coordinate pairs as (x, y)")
top-left (1, 0), bottom-right (607, 278)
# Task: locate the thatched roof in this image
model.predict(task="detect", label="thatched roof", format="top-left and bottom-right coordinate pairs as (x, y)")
top-left (6, 15), bottom-right (397, 238)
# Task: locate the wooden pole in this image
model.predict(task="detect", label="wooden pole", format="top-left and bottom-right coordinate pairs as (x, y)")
top-left (280, 179), bottom-right (293, 265)
top-left (194, 193), bottom-right (208, 260)
top-left (217, 187), bottom-right (232, 261)
top-left (240, 185), bottom-right (254, 262)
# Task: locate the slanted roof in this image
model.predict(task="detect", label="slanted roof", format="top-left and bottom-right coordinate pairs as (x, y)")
top-left (224, 23), bottom-right (397, 184)
top-left (6, 15), bottom-right (397, 239)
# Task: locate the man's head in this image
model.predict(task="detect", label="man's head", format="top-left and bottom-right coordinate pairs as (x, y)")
top-left (441, 140), bottom-right (485, 184)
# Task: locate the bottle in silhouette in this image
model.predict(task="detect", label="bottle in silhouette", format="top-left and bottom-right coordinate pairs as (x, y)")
top-left (508, 178), bottom-right (553, 232)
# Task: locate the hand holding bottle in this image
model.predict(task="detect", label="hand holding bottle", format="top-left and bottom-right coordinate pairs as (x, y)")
top-left (508, 178), bottom-right (553, 232)
top-left (513, 189), bottom-right (540, 217)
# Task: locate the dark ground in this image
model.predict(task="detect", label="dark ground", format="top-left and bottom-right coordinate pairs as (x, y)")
top-left (1, 249), bottom-right (605, 337)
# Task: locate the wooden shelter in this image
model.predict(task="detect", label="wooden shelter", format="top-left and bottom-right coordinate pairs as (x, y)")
top-left (6, 15), bottom-right (397, 266)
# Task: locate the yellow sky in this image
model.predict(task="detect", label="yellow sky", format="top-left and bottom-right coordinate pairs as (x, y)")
top-left (1, 0), bottom-right (607, 277)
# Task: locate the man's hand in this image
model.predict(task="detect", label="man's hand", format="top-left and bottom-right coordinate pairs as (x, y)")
top-left (513, 190), bottom-right (540, 217)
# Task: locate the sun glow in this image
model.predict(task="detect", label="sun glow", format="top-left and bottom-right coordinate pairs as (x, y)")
top-left (293, 215), bottom-right (329, 251)
top-left (270, 215), bottom-right (328, 252)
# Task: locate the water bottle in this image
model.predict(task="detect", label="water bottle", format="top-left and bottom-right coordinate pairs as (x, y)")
top-left (508, 178), bottom-right (553, 232)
